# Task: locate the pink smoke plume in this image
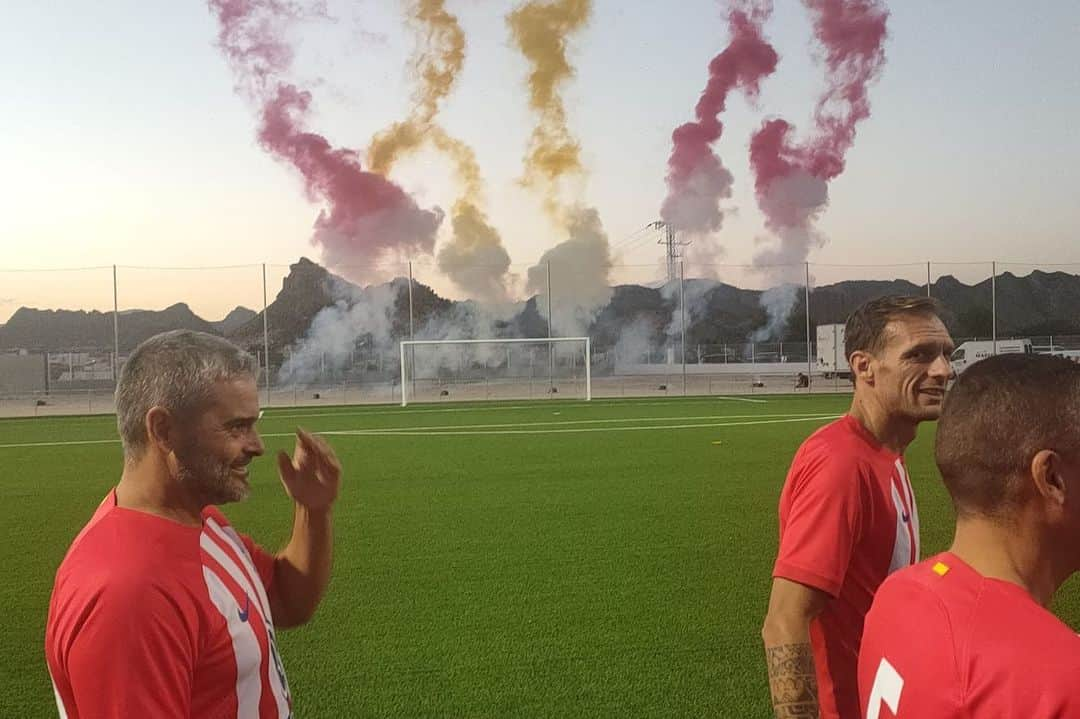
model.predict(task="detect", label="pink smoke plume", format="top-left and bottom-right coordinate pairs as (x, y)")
top-left (750, 0), bottom-right (889, 267)
top-left (660, 1), bottom-right (777, 238)
top-left (209, 0), bottom-right (442, 274)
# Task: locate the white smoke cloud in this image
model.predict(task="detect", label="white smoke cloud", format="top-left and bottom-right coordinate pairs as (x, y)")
top-left (614, 316), bottom-right (660, 367)
top-left (660, 155), bottom-right (735, 237)
top-left (751, 169), bottom-right (828, 340)
top-left (278, 279), bottom-right (401, 385)
top-left (661, 277), bottom-right (718, 347)
top-left (525, 206), bottom-right (613, 337)
top-left (752, 284), bottom-right (800, 341)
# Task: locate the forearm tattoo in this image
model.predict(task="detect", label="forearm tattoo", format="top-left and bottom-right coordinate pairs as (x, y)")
top-left (766, 643), bottom-right (819, 718)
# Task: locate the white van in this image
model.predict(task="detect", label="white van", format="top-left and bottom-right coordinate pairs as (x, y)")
top-left (950, 339), bottom-right (1033, 374)
top-left (1047, 349), bottom-right (1080, 363)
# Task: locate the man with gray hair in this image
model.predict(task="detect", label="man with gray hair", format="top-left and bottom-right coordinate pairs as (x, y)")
top-left (45, 330), bottom-right (342, 718)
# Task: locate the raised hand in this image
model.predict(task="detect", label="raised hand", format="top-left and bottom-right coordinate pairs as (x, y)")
top-left (276, 428), bottom-right (341, 511)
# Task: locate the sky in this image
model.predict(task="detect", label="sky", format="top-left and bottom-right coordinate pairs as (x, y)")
top-left (1, 0), bottom-right (1078, 322)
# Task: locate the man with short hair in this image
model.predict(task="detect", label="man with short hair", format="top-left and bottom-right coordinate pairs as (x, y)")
top-left (762, 296), bottom-right (954, 718)
top-left (858, 354), bottom-right (1080, 717)
top-left (46, 330), bottom-right (342, 718)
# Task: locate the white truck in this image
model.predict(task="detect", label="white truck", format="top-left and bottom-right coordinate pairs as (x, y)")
top-left (950, 339), bottom-right (1033, 374)
top-left (816, 323), bottom-right (849, 379)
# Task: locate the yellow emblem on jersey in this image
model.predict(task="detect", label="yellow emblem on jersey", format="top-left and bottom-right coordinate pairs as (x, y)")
top-left (932, 562), bottom-right (950, 577)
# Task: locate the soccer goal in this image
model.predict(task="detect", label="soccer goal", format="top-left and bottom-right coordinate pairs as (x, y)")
top-left (399, 337), bottom-right (592, 406)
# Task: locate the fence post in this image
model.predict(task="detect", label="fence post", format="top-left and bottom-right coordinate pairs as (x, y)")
top-left (805, 262), bottom-right (812, 389)
top-left (680, 261), bottom-right (687, 396)
top-left (547, 262), bottom-right (554, 389)
top-left (262, 263), bottom-right (271, 407)
top-left (112, 265), bottom-right (120, 383)
top-left (408, 261), bottom-right (416, 400)
top-left (992, 261), bottom-right (998, 355)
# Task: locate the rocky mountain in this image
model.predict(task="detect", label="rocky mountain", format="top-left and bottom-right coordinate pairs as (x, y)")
top-left (2, 258), bottom-right (1078, 354)
top-left (212, 306), bottom-right (257, 334)
top-left (0, 303), bottom-right (217, 352)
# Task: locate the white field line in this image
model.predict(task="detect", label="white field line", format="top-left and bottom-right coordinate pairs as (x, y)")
top-left (0, 414), bottom-right (840, 449)
top-left (0, 438), bottom-right (122, 449)
top-left (0, 395), bottom-right (777, 426)
top-left (261, 395), bottom-right (770, 420)
top-left (321, 415), bottom-right (841, 437)
top-left (320, 412), bottom-right (830, 435)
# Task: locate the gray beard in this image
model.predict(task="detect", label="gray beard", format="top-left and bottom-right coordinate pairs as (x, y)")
top-left (176, 447), bottom-right (249, 506)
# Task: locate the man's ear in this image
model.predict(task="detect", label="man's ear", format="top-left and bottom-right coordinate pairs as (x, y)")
top-left (849, 350), bottom-right (874, 386)
top-left (1031, 449), bottom-right (1067, 506)
top-left (145, 406), bottom-right (177, 455)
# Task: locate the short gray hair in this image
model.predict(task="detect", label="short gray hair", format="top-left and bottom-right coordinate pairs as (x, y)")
top-left (115, 330), bottom-right (258, 459)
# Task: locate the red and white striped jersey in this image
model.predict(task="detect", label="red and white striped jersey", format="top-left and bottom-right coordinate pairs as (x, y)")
top-left (46, 490), bottom-right (292, 718)
top-left (773, 414), bottom-right (920, 719)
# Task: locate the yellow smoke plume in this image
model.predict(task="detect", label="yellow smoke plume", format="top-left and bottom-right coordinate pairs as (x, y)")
top-left (506, 0), bottom-right (591, 218)
top-left (367, 0), bottom-right (464, 175)
top-left (366, 0), bottom-right (511, 302)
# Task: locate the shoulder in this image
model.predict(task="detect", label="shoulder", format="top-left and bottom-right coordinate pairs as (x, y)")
top-left (795, 419), bottom-right (865, 466)
top-left (872, 558), bottom-right (955, 618)
top-left (786, 420), bottom-right (869, 492)
top-left (863, 559), bottom-right (961, 676)
top-left (55, 511), bottom-right (204, 602)
top-left (860, 562), bottom-right (966, 716)
top-left (865, 558), bottom-right (968, 658)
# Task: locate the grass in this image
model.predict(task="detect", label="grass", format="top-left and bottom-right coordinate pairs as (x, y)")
top-left (2, 394), bottom-right (1078, 717)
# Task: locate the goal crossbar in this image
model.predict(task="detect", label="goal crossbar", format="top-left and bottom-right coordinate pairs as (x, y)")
top-left (399, 337), bottom-right (591, 406)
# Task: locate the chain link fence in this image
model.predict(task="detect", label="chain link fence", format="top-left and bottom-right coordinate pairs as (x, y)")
top-left (2, 259), bottom-right (1079, 416)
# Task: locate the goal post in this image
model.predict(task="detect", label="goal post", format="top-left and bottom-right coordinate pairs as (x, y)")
top-left (399, 337), bottom-right (591, 406)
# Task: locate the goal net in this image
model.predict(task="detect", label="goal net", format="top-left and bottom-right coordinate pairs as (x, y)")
top-left (399, 337), bottom-right (591, 406)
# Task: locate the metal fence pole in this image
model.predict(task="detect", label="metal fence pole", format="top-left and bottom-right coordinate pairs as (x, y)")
top-left (408, 261), bottom-right (415, 399)
top-left (680, 260), bottom-right (687, 396)
top-left (112, 265), bottom-right (120, 383)
top-left (262, 263), bottom-right (271, 406)
top-left (805, 262), bottom-right (812, 389)
top-left (399, 341), bottom-right (408, 407)
top-left (992, 261), bottom-right (998, 355)
top-left (408, 261), bottom-right (415, 340)
top-left (547, 261), bottom-right (554, 390)
top-left (585, 337), bottom-right (592, 401)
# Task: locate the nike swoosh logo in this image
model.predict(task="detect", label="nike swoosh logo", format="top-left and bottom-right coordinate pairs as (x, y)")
top-left (238, 595), bottom-right (250, 622)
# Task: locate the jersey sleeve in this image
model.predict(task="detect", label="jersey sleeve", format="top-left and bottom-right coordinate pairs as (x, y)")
top-left (57, 575), bottom-right (200, 718)
top-left (773, 443), bottom-right (866, 597)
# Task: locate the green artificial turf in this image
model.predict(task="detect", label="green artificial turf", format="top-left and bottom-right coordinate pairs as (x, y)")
top-left (2, 394), bottom-right (1077, 717)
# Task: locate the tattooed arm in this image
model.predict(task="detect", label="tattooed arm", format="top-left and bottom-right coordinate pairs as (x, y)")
top-left (765, 643), bottom-right (818, 717)
top-left (762, 578), bottom-right (831, 718)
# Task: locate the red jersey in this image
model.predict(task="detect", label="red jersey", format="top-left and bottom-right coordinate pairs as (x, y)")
top-left (45, 490), bottom-right (292, 718)
top-left (858, 552), bottom-right (1080, 718)
top-left (774, 415), bottom-right (919, 719)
